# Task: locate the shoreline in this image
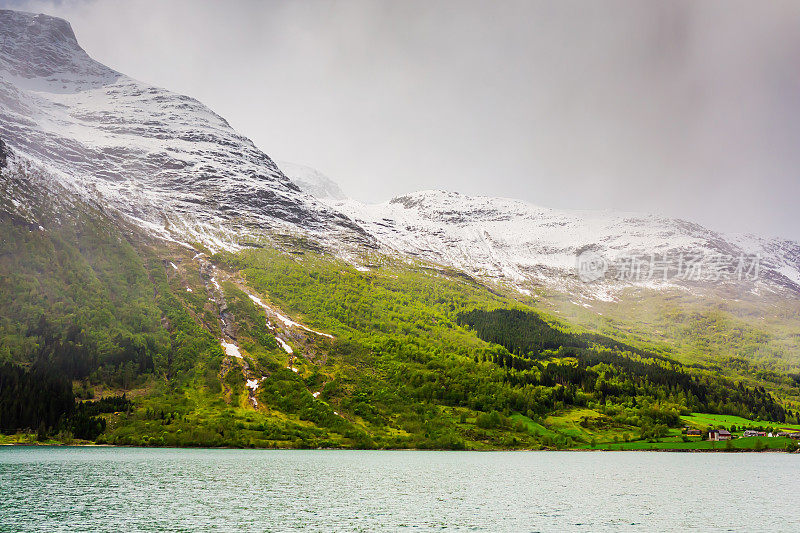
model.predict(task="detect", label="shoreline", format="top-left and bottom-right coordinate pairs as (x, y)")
top-left (2, 442), bottom-right (797, 453)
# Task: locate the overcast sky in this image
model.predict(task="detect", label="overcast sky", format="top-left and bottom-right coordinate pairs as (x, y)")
top-left (4, 0), bottom-right (800, 239)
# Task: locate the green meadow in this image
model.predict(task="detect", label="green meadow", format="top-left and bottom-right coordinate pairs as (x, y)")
top-left (683, 413), bottom-right (800, 431)
top-left (588, 436), bottom-right (795, 451)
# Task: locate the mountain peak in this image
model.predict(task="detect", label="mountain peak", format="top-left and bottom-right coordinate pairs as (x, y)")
top-left (0, 9), bottom-right (371, 253)
top-left (276, 161), bottom-right (347, 202)
top-left (0, 9), bottom-right (112, 80)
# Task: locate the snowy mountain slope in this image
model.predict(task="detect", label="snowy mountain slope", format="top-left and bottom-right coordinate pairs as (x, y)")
top-left (274, 161), bottom-right (347, 202)
top-left (0, 10), bottom-right (369, 251)
top-left (280, 165), bottom-right (800, 299)
top-left (2, 9), bottom-right (798, 302)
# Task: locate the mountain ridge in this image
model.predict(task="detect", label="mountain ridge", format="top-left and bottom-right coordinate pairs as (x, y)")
top-left (0, 9), bottom-right (371, 254)
top-left (2, 8), bottom-right (798, 301)
top-left (278, 163), bottom-right (800, 299)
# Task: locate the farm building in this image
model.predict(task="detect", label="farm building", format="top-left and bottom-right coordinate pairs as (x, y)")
top-left (709, 429), bottom-right (732, 441)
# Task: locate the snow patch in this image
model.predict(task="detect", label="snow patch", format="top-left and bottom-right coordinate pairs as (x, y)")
top-left (276, 337), bottom-right (293, 354)
top-left (273, 310), bottom-right (301, 328)
top-left (273, 310), bottom-right (334, 338)
top-left (220, 340), bottom-right (242, 358)
top-left (248, 293), bottom-right (333, 338)
top-left (247, 293), bottom-right (268, 308)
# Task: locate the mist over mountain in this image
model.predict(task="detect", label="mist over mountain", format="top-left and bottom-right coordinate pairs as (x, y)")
top-left (2, 8), bottom-right (798, 301)
top-left (278, 163), bottom-right (800, 300)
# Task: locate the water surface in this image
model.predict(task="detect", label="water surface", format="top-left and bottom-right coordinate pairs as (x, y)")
top-left (1, 447), bottom-right (798, 531)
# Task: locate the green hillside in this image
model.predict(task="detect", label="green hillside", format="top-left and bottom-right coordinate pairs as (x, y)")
top-left (2, 164), bottom-right (800, 450)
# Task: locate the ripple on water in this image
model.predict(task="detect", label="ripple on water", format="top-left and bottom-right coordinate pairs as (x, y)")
top-left (1, 448), bottom-right (799, 531)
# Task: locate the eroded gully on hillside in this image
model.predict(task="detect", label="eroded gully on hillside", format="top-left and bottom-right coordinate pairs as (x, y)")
top-left (171, 251), bottom-right (333, 411)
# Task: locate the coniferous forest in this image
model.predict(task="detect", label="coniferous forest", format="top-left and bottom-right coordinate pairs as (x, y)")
top-left (457, 309), bottom-right (792, 423)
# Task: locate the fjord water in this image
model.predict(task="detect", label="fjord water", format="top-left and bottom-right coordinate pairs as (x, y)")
top-left (1, 448), bottom-right (798, 531)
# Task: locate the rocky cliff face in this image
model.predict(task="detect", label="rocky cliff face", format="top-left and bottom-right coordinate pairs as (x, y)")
top-left (0, 138), bottom-right (7, 169)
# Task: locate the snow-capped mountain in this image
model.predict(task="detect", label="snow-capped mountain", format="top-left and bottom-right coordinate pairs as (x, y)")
top-left (2, 9), bottom-right (798, 300)
top-left (279, 166), bottom-right (800, 298)
top-left (0, 10), bottom-right (368, 250)
top-left (274, 161), bottom-right (347, 202)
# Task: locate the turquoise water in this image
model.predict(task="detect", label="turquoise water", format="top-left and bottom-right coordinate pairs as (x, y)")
top-left (1, 447), bottom-right (798, 532)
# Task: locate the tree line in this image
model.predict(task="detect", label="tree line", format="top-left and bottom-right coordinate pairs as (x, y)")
top-left (0, 362), bottom-right (129, 440)
top-left (458, 308), bottom-right (792, 423)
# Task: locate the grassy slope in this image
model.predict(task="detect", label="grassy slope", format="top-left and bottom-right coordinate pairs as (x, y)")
top-left (3, 218), bottom-right (798, 449)
top-left (3, 167), bottom-right (800, 449)
top-left (682, 412), bottom-right (800, 431)
top-left (222, 248), bottom-right (543, 449)
top-left (537, 287), bottom-right (800, 409)
top-left (576, 411), bottom-right (800, 450)
top-left (588, 436), bottom-right (795, 451)
top-left (0, 206), bottom-right (169, 367)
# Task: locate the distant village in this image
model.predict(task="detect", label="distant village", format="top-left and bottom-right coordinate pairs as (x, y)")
top-left (683, 427), bottom-right (800, 441)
